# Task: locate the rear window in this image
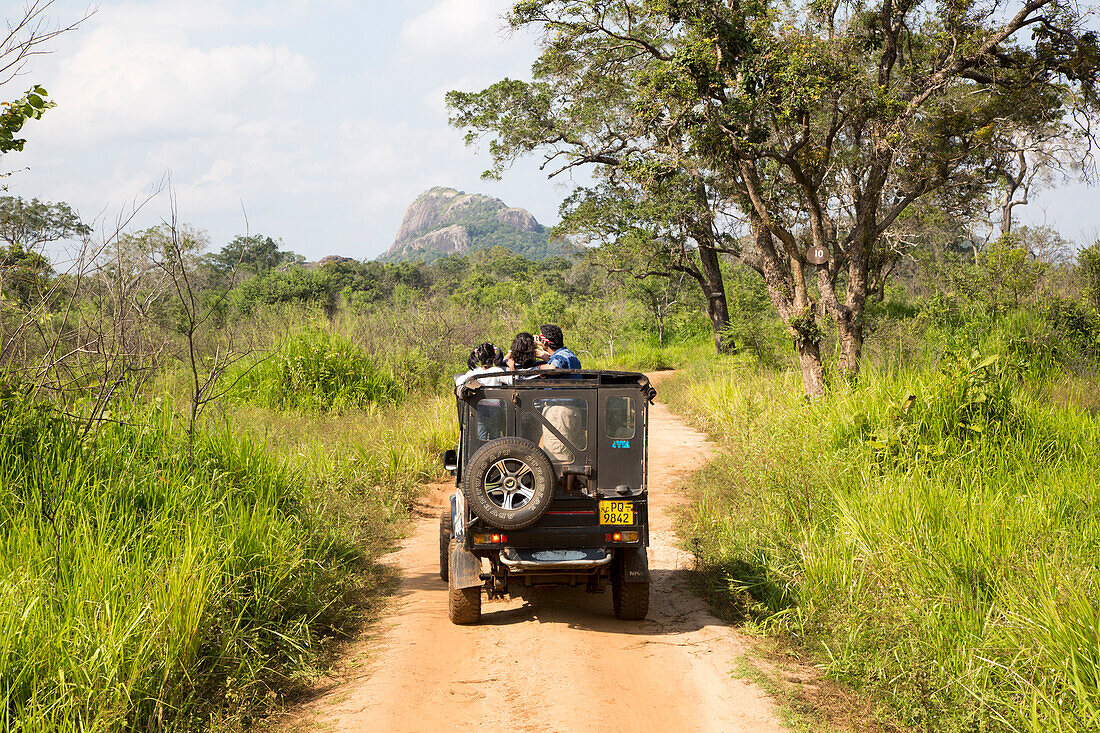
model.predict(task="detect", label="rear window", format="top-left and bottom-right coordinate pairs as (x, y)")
top-left (520, 398), bottom-right (588, 464)
top-left (606, 396), bottom-right (636, 440)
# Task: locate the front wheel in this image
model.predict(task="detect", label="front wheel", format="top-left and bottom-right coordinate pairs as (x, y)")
top-left (447, 539), bottom-right (482, 625)
top-left (612, 578), bottom-right (650, 620)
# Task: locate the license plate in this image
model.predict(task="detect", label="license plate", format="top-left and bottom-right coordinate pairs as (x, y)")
top-left (599, 500), bottom-right (634, 525)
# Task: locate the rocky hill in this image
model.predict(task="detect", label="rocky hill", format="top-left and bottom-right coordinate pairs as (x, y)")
top-left (381, 187), bottom-right (569, 262)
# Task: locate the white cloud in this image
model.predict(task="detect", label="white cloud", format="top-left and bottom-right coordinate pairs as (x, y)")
top-left (400, 0), bottom-right (513, 58)
top-left (32, 3), bottom-right (315, 146)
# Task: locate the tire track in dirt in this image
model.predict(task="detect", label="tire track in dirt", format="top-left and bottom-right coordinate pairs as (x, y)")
top-left (287, 374), bottom-right (788, 733)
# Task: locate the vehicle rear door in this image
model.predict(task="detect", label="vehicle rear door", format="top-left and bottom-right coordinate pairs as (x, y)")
top-left (596, 388), bottom-right (645, 495)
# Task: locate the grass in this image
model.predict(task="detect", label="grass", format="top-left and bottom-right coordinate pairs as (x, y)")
top-left (664, 343), bottom-right (1100, 732)
top-left (0, 381), bottom-right (454, 731)
top-left (228, 329), bottom-right (401, 412)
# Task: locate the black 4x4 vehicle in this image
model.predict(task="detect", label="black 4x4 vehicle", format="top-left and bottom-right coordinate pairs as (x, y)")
top-left (440, 370), bottom-right (656, 625)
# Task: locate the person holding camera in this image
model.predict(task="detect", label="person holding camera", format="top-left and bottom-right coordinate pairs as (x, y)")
top-left (534, 324), bottom-right (581, 371)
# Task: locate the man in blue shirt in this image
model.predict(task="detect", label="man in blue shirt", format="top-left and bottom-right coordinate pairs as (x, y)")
top-left (534, 324), bottom-right (581, 370)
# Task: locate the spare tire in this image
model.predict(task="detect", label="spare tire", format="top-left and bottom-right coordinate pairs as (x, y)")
top-left (463, 437), bottom-right (555, 530)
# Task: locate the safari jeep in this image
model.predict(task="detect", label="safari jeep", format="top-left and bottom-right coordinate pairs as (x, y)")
top-left (440, 370), bottom-right (656, 625)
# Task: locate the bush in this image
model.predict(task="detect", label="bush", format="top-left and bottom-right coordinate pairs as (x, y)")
top-left (1080, 243), bottom-right (1100, 314)
top-left (230, 330), bottom-right (401, 412)
top-left (231, 268), bottom-right (336, 315)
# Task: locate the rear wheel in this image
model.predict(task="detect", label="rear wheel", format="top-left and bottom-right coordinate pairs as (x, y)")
top-left (447, 539), bottom-right (481, 625)
top-left (438, 508), bottom-right (451, 582)
top-left (612, 578), bottom-right (650, 620)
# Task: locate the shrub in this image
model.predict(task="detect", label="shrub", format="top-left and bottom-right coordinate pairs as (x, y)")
top-left (1080, 242), bottom-right (1100, 315)
top-left (230, 330), bottom-right (401, 412)
top-left (231, 268), bottom-right (336, 315)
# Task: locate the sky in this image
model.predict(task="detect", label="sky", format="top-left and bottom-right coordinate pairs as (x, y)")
top-left (1, 0), bottom-right (1098, 262)
top-left (1, 0), bottom-right (582, 261)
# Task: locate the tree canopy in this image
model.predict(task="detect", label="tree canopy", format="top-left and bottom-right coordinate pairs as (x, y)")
top-left (449, 0), bottom-right (1100, 394)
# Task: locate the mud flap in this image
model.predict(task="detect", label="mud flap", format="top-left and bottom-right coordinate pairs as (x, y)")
top-left (449, 543), bottom-right (482, 589)
top-left (620, 546), bottom-right (650, 583)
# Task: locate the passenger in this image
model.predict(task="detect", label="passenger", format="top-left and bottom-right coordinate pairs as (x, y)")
top-left (534, 325), bottom-right (585, 462)
top-left (456, 342), bottom-right (507, 442)
top-left (503, 332), bottom-right (543, 374)
top-left (539, 399), bottom-right (585, 464)
top-left (534, 324), bottom-right (581, 371)
top-left (455, 342), bottom-right (507, 387)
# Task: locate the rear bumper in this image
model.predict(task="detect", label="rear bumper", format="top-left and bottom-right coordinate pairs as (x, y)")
top-left (465, 495), bottom-right (649, 552)
top-left (498, 548), bottom-right (613, 571)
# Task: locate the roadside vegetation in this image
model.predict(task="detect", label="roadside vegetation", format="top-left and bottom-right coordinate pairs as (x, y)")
top-left (665, 282), bottom-right (1100, 730)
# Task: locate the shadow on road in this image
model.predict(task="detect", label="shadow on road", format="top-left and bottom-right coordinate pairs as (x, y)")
top-left (397, 567), bottom-right (719, 636)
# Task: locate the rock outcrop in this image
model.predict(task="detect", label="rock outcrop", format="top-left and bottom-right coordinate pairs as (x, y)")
top-left (382, 186), bottom-right (563, 262)
top-left (495, 207), bottom-right (539, 232)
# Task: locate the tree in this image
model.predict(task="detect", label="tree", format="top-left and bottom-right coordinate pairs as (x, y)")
top-left (973, 233), bottom-right (1042, 311)
top-left (451, 0), bottom-right (1099, 395)
top-left (204, 234), bottom-right (303, 281)
top-left (0, 197), bottom-right (89, 307)
top-left (0, 196), bottom-right (89, 250)
top-left (449, 66), bottom-right (737, 353)
top-left (0, 242), bottom-right (52, 307)
top-left (556, 177), bottom-right (736, 352)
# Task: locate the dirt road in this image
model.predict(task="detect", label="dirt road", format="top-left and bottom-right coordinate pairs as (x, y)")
top-left (292, 381), bottom-right (787, 732)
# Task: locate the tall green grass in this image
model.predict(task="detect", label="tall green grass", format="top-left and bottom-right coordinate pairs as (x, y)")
top-left (666, 348), bottom-right (1100, 731)
top-left (229, 329), bottom-right (401, 412)
top-left (0, 381), bottom-right (453, 731)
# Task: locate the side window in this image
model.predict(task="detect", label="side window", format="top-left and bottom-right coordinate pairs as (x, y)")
top-left (532, 398), bottom-right (587, 464)
top-left (606, 396), bottom-right (636, 440)
top-left (475, 399), bottom-right (505, 442)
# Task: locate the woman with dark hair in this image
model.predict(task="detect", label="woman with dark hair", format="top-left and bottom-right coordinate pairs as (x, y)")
top-left (455, 341), bottom-right (506, 387)
top-left (505, 332), bottom-right (541, 371)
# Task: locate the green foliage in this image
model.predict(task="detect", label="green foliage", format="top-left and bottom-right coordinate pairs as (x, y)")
top-left (667, 340), bottom-right (1100, 731)
top-left (722, 266), bottom-right (786, 368)
top-left (205, 234), bottom-right (302, 279)
top-left (0, 243), bottom-right (53, 308)
top-left (970, 234), bottom-right (1044, 312)
top-left (229, 330), bottom-right (401, 412)
top-left (230, 267), bottom-right (336, 315)
top-left (1081, 242), bottom-right (1100, 314)
top-left (0, 196), bottom-right (90, 250)
top-left (865, 348), bottom-right (1024, 464)
top-left (0, 197), bottom-right (89, 309)
top-left (0, 86), bottom-right (54, 154)
top-left (0, 395), bottom-right (362, 729)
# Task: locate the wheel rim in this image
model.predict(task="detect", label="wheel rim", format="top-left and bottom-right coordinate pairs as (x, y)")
top-left (483, 458), bottom-right (536, 511)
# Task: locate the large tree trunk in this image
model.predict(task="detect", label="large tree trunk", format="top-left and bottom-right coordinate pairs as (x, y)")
top-left (739, 206), bottom-right (829, 397)
top-left (797, 338), bottom-right (827, 397)
top-left (836, 314), bottom-right (863, 378)
top-left (698, 245), bottom-right (732, 354)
